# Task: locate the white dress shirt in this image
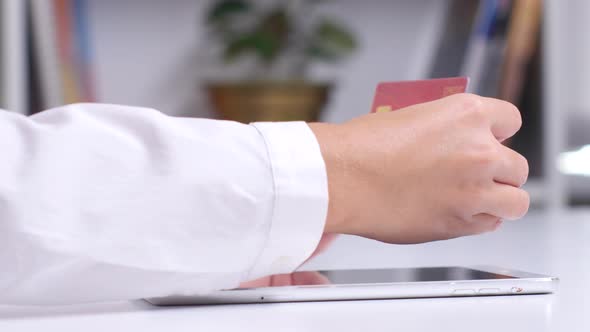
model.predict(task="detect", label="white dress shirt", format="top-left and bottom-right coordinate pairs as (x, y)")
top-left (0, 104), bottom-right (329, 305)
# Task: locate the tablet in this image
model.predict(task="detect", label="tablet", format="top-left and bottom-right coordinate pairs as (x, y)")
top-left (145, 265), bottom-right (558, 306)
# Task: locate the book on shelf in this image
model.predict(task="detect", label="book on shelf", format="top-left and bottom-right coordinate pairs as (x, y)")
top-left (430, 0), bottom-right (541, 103)
top-left (429, 0), bottom-right (480, 79)
top-left (460, 0), bottom-right (513, 97)
top-left (498, 0), bottom-right (542, 104)
top-left (0, 2), bottom-right (4, 108)
top-left (29, 0), bottom-right (95, 113)
top-left (71, 0), bottom-right (95, 102)
top-left (30, 0), bottom-right (62, 110)
top-left (0, 0), bottom-right (28, 114)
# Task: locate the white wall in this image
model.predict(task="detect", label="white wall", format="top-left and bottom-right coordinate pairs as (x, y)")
top-left (88, 0), bottom-right (209, 117)
top-left (554, 0), bottom-right (590, 148)
top-left (565, 1), bottom-right (590, 115)
top-left (88, 0), bottom-right (447, 121)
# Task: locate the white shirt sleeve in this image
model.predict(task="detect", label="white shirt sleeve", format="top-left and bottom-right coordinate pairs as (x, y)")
top-left (0, 104), bottom-right (328, 305)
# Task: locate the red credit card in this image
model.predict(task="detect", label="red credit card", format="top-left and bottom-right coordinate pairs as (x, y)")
top-left (371, 77), bottom-right (469, 113)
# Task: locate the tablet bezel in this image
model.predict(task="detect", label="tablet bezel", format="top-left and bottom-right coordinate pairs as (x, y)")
top-left (145, 265), bottom-right (558, 306)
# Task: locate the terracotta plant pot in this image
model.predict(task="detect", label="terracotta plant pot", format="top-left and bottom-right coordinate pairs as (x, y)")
top-left (206, 81), bottom-right (331, 123)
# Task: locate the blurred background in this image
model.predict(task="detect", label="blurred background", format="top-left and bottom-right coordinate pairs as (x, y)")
top-left (0, 0), bottom-right (587, 210)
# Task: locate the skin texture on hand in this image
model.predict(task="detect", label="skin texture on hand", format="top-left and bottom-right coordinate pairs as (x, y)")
top-left (309, 93), bottom-right (530, 244)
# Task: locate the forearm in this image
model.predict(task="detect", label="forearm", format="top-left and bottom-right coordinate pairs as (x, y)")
top-left (0, 105), bottom-right (328, 304)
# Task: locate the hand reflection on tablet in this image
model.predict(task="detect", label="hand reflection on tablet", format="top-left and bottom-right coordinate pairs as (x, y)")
top-left (239, 271), bottom-right (331, 288)
top-left (238, 234), bottom-right (337, 288)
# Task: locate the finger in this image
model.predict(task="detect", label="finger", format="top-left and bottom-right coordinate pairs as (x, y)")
top-left (493, 144), bottom-right (529, 187)
top-left (479, 184), bottom-right (530, 220)
top-left (270, 274), bottom-right (295, 287)
top-left (460, 213), bottom-right (503, 236)
top-left (480, 97), bottom-right (522, 142)
top-left (239, 276), bottom-right (272, 288)
top-left (292, 271), bottom-right (332, 286)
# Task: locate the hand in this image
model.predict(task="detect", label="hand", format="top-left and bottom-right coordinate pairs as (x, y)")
top-left (310, 93), bottom-right (529, 244)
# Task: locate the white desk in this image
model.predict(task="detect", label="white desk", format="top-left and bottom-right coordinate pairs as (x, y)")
top-left (1, 210), bottom-right (588, 331)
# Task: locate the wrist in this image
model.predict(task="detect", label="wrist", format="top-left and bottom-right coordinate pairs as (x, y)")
top-left (308, 122), bottom-right (353, 235)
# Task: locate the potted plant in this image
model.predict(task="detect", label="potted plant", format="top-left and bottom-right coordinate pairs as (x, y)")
top-left (204, 0), bottom-right (358, 123)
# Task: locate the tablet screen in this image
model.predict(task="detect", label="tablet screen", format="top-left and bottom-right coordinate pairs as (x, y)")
top-left (320, 267), bottom-right (515, 285)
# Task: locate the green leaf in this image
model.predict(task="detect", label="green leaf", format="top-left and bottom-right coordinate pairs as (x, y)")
top-left (308, 19), bottom-right (357, 62)
top-left (307, 44), bottom-right (337, 61)
top-left (207, 0), bottom-right (251, 23)
top-left (224, 33), bottom-right (281, 63)
top-left (226, 9), bottom-right (290, 64)
top-left (256, 9), bottom-right (290, 44)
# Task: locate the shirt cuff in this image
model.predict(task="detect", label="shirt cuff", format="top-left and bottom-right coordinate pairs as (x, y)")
top-left (247, 122), bottom-right (329, 279)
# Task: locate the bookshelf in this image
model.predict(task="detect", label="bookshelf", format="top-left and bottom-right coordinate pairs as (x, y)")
top-left (0, 0), bottom-right (27, 114)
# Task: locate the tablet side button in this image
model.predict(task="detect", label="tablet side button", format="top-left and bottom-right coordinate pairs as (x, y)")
top-left (452, 289), bottom-right (476, 295)
top-left (478, 288), bottom-right (500, 294)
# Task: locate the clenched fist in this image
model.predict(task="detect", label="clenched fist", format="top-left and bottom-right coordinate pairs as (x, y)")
top-left (310, 93), bottom-right (529, 244)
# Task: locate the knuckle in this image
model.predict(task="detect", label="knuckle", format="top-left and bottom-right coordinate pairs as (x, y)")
top-left (458, 93), bottom-right (484, 108)
top-left (505, 149), bottom-right (529, 186)
top-left (506, 102), bottom-right (523, 129)
top-left (470, 142), bottom-right (501, 171)
top-left (512, 190), bottom-right (530, 218)
top-left (517, 152), bottom-right (530, 185)
top-left (495, 99), bottom-right (522, 131)
top-left (455, 93), bottom-right (485, 116)
top-left (448, 93), bottom-right (483, 114)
